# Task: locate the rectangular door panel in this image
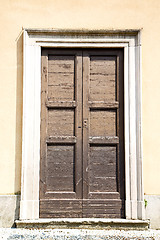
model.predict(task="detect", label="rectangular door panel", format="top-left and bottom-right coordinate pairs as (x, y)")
top-left (46, 145), bottom-right (75, 192)
top-left (47, 109), bottom-right (75, 136)
top-left (89, 56), bottom-right (117, 101)
top-left (48, 55), bottom-right (75, 101)
top-left (89, 145), bottom-right (117, 192)
top-left (90, 110), bottom-right (117, 136)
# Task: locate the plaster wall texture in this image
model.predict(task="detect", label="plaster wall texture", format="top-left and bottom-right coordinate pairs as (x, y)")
top-left (0, 0), bottom-right (160, 195)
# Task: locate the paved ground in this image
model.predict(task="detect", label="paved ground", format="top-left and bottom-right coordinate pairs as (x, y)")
top-left (0, 229), bottom-right (160, 240)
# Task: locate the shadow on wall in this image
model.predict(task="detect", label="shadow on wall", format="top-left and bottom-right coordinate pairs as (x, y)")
top-left (12, 195), bottom-right (20, 228)
top-left (15, 31), bottom-right (23, 196)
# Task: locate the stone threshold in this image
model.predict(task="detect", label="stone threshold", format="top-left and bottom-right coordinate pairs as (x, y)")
top-left (16, 218), bottom-right (150, 230)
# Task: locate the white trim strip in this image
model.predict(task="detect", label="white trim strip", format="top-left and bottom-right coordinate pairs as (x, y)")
top-left (21, 29), bottom-right (144, 220)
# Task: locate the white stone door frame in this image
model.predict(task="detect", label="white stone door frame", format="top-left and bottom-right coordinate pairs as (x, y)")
top-left (20, 29), bottom-right (144, 220)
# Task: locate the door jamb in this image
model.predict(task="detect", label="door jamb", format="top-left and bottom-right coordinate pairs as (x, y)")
top-left (20, 29), bottom-right (144, 220)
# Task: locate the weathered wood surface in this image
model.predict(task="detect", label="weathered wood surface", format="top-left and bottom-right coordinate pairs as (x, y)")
top-left (46, 145), bottom-right (74, 192)
top-left (48, 55), bottom-right (74, 101)
top-left (82, 199), bottom-right (124, 218)
top-left (83, 49), bottom-right (125, 218)
top-left (90, 110), bottom-right (117, 136)
top-left (48, 109), bottom-right (74, 136)
top-left (89, 136), bottom-right (119, 144)
top-left (40, 49), bottom-right (83, 217)
top-left (89, 145), bottom-right (117, 192)
top-left (88, 101), bottom-right (119, 109)
top-left (46, 101), bottom-right (76, 108)
top-left (40, 200), bottom-right (82, 218)
top-left (90, 56), bottom-right (116, 102)
top-left (40, 48), bottom-right (125, 218)
top-left (46, 136), bottom-right (77, 144)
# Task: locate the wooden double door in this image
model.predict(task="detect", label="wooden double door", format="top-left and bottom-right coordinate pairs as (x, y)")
top-left (40, 48), bottom-right (125, 218)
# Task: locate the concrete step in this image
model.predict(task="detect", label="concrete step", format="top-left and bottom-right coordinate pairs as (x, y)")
top-left (16, 218), bottom-right (150, 231)
top-left (1, 228), bottom-right (160, 240)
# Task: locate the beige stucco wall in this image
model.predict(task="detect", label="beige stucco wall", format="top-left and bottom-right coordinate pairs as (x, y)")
top-left (0, 0), bottom-right (160, 195)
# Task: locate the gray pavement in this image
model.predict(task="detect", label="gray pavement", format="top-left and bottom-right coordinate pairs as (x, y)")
top-left (0, 228), bottom-right (160, 240)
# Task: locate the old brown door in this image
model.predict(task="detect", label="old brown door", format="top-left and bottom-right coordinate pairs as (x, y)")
top-left (40, 48), bottom-right (125, 218)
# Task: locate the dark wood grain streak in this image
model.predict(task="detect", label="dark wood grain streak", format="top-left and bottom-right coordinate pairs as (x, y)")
top-left (46, 101), bottom-right (76, 108)
top-left (82, 199), bottom-right (124, 218)
top-left (46, 136), bottom-right (76, 144)
top-left (40, 200), bottom-right (82, 218)
top-left (89, 136), bottom-right (119, 144)
top-left (88, 101), bottom-right (119, 109)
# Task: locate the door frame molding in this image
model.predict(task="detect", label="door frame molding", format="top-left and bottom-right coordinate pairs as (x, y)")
top-left (20, 29), bottom-right (144, 220)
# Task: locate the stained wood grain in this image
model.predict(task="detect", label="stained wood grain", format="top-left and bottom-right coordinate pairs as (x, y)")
top-left (89, 136), bottom-right (119, 144)
top-left (40, 199), bottom-right (82, 218)
top-left (82, 49), bottom-right (124, 218)
top-left (46, 145), bottom-right (75, 192)
top-left (48, 55), bottom-right (75, 101)
top-left (90, 110), bottom-right (117, 136)
top-left (46, 136), bottom-right (76, 144)
top-left (90, 56), bottom-right (116, 102)
top-left (40, 48), bottom-right (125, 218)
top-left (40, 49), bottom-right (83, 218)
top-left (83, 199), bottom-right (124, 218)
top-left (90, 56), bottom-right (116, 71)
top-left (46, 101), bottom-right (76, 108)
top-left (89, 145), bottom-right (117, 192)
top-left (48, 55), bottom-right (75, 72)
top-left (47, 109), bottom-right (74, 136)
top-left (88, 101), bottom-right (119, 109)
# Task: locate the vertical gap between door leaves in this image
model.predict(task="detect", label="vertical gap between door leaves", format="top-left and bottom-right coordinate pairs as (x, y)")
top-left (82, 50), bottom-right (84, 218)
